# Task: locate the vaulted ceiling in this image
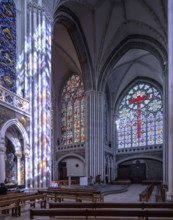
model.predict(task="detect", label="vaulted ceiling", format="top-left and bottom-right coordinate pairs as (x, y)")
top-left (51, 0), bottom-right (167, 103)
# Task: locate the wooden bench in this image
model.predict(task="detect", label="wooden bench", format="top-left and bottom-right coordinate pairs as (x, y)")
top-left (0, 199), bottom-right (19, 217)
top-left (0, 193), bottom-right (46, 217)
top-left (0, 192), bottom-right (29, 200)
top-left (30, 208), bottom-right (173, 220)
top-left (48, 191), bottom-right (102, 202)
top-left (49, 201), bottom-right (173, 210)
top-left (38, 189), bottom-right (103, 202)
top-left (155, 183), bottom-right (165, 202)
top-left (139, 183), bottom-right (154, 202)
top-left (17, 193), bottom-right (46, 216)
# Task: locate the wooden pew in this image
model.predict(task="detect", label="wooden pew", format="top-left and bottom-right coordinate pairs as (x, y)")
top-left (49, 201), bottom-right (173, 210)
top-left (0, 193), bottom-right (46, 217)
top-left (47, 191), bottom-right (102, 202)
top-left (155, 183), bottom-right (166, 202)
top-left (0, 192), bottom-right (38, 217)
top-left (0, 192), bottom-right (30, 199)
top-left (0, 199), bottom-right (19, 217)
top-left (139, 183), bottom-right (154, 202)
top-left (17, 194), bottom-right (46, 216)
top-left (38, 189), bottom-right (103, 202)
top-left (0, 192), bottom-right (37, 203)
top-left (30, 208), bottom-right (173, 220)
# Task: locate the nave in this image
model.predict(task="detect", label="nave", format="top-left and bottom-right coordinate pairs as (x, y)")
top-left (1, 184), bottom-right (172, 220)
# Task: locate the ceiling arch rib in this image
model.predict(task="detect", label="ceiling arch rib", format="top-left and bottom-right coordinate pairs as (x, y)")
top-left (53, 0), bottom-right (167, 93)
top-left (110, 51), bottom-right (163, 104)
top-left (53, 6), bottom-right (95, 92)
top-left (98, 35), bottom-right (167, 92)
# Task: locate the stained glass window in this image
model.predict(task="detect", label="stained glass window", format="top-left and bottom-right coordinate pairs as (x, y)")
top-left (61, 75), bottom-right (85, 145)
top-left (117, 82), bottom-right (163, 148)
top-left (0, 0), bottom-right (16, 92)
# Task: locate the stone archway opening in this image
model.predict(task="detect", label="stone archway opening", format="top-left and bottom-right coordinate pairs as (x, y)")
top-left (117, 158), bottom-right (163, 184)
top-left (5, 137), bottom-right (17, 183)
top-left (4, 125), bottom-right (25, 186)
top-left (0, 119), bottom-right (30, 187)
top-left (58, 156), bottom-right (85, 184)
top-left (117, 160), bottom-right (146, 183)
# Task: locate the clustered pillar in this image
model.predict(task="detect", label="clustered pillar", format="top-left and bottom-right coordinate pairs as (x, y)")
top-left (167, 0), bottom-right (173, 202)
top-left (85, 91), bottom-right (105, 182)
top-left (26, 2), bottom-right (52, 188)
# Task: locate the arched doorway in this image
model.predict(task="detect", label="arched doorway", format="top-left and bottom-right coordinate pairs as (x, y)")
top-left (117, 158), bottom-right (163, 183)
top-left (5, 138), bottom-right (17, 183)
top-left (117, 160), bottom-right (146, 183)
top-left (5, 126), bottom-right (25, 185)
top-left (57, 155), bottom-right (85, 184)
top-left (0, 119), bottom-right (29, 186)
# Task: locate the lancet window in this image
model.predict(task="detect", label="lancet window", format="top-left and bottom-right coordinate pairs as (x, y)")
top-left (60, 75), bottom-right (85, 145)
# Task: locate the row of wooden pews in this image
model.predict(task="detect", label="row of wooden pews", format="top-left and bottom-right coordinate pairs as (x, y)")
top-left (139, 183), bottom-right (167, 202)
top-left (30, 202), bottom-right (173, 219)
top-left (139, 183), bottom-right (154, 202)
top-left (0, 192), bottom-right (46, 217)
top-left (38, 187), bottom-right (104, 202)
top-left (155, 183), bottom-right (166, 202)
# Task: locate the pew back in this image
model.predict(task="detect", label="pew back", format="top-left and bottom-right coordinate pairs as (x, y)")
top-left (30, 208), bottom-right (173, 219)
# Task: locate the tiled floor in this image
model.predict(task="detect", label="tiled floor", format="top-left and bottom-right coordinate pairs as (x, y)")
top-left (1, 184), bottom-right (168, 220)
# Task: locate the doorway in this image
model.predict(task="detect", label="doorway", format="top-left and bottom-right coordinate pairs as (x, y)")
top-left (58, 161), bottom-right (67, 180)
top-left (130, 161), bottom-right (146, 183)
top-left (117, 160), bottom-right (146, 183)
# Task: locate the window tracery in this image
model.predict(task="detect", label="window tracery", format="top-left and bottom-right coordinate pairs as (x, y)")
top-left (117, 82), bottom-right (163, 148)
top-left (60, 75), bottom-right (85, 145)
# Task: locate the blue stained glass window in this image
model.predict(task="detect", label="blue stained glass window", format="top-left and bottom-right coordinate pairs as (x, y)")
top-left (61, 75), bottom-right (85, 145)
top-left (117, 82), bottom-right (163, 148)
top-left (0, 0), bottom-right (16, 92)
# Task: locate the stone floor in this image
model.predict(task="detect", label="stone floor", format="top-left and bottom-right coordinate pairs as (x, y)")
top-left (1, 184), bottom-right (171, 220)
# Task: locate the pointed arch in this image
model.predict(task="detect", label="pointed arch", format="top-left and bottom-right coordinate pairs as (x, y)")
top-left (98, 35), bottom-right (167, 92)
top-left (1, 118), bottom-right (29, 154)
top-left (54, 6), bottom-right (95, 91)
top-left (56, 153), bottom-right (85, 165)
top-left (115, 80), bottom-right (163, 149)
top-left (116, 155), bottom-right (162, 166)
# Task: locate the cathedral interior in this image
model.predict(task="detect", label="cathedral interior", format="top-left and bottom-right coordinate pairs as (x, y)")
top-left (0, 0), bottom-right (173, 202)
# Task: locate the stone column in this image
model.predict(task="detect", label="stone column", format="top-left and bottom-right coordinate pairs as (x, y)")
top-left (85, 91), bottom-right (105, 181)
top-left (0, 146), bottom-right (6, 183)
top-left (27, 2), bottom-right (52, 188)
top-left (27, 3), bottom-right (34, 188)
top-left (167, 0), bottom-right (173, 202)
top-left (16, 155), bottom-right (21, 185)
